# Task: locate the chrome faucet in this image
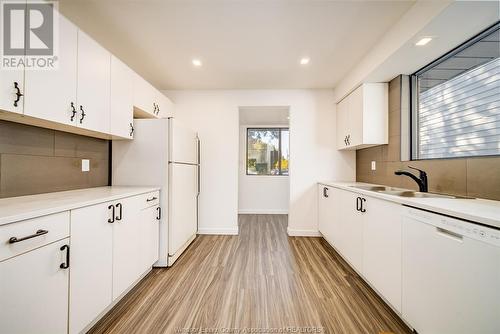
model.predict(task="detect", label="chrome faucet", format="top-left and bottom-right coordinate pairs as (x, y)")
top-left (394, 166), bottom-right (428, 192)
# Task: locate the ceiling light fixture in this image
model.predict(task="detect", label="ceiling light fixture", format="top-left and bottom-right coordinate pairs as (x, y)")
top-left (415, 37), bottom-right (432, 46)
top-left (300, 57), bottom-right (310, 65)
top-left (192, 59), bottom-right (202, 67)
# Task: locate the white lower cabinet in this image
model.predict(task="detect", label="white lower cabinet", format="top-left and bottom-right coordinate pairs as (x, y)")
top-left (0, 238), bottom-right (70, 334)
top-left (70, 191), bottom-right (160, 333)
top-left (70, 202), bottom-right (114, 334)
top-left (112, 196), bottom-right (144, 299)
top-left (362, 197), bottom-right (402, 312)
top-left (318, 185), bottom-right (401, 312)
top-left (336, 190), bottom-right (364, 271)
top-left (140, 205), bottom-right (160, 272)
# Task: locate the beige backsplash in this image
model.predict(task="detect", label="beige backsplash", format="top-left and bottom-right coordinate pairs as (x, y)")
top-left (0, 120), bottom-right (109, 198)
top-left (356, 75), bottom-right (500, 201)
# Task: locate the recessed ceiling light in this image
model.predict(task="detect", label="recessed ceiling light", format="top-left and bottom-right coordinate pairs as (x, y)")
top-left (192, 59), bottom-right (202, 67)
top-left (300, 57), bottom-right (310, 65)
top-left (415, 37), bottom-right (432, 46)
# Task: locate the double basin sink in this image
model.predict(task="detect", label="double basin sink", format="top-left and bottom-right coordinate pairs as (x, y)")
top-left (350, 185), bottom-right (473, 199)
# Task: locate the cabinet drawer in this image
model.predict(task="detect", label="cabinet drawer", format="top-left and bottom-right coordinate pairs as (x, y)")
top-left (137, 191), bottom-right (160, 209)
top-left (0, 212), bottom-right (70, 262)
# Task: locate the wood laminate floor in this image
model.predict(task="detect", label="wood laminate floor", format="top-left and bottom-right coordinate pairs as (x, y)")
top-left (89, 214), bottom-right (411, 334)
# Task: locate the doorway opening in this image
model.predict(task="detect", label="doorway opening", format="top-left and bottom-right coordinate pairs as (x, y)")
top-left (238, 106), bottom-right (290, 227)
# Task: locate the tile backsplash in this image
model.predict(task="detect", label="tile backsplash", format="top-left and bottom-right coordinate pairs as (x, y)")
top-left (0, 120), bottom-right (109, 198)
top-left (356, 75), bottom-right (500, 201)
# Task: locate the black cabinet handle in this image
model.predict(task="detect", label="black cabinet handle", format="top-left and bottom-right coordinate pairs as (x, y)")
top-left (360, 198), bottom-right (366, 213)
top-left (347, 134), bottom-right (351, 146)
top-left (115, 203), bottom-right (123, 221)
top-left (70, 102), bottom-right (77, 121)
top-left (344, 136), bottom-right (347, 146)
top-left (129, 123), bottom-right (134, 137)
top-left (9, 229), bottom-right (48, 244)
top-left (147, 196), bottom-right (158, 202)
top-left (79, 105), bottom-right (86, 123)
top-left (108, 205), bottom-right (115, 223)
top-left (356, 197), bottom-right (361, 211)
top-left (156, 206), bottom-right (161, 220)
top-left (13, 82), bottom-right (23, 107)
top-left (323, 187), bottom-right (329, 198)
top-left (60, 244), bottom-right (70, 269)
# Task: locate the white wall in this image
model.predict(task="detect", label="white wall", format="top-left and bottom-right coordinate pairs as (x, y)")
top-left (238, 125), bottom-right (289, 214)
top-left (164, 89), bottom-right (356, 236)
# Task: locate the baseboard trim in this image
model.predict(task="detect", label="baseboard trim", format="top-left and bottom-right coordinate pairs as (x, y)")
top-left (287, 227), bottom-right (321, 237)
top-left (197, 227), bottom-right (239, 235)
top-left (238, 209), bottom-right (288, 215)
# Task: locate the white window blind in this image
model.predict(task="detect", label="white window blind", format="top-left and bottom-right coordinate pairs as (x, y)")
top-left (413, 23), bottom-right (500, 159)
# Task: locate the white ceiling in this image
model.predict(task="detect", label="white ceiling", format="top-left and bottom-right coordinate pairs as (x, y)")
top-left (58, 0), bottom-right (415, 90)
top-left (239, 106), bottom-right (289, 125)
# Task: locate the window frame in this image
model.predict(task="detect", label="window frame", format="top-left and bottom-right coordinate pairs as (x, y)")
top-left (410, 21), bottom-right (500, 161)
top-left (245, 127), bottom-right (289, 176)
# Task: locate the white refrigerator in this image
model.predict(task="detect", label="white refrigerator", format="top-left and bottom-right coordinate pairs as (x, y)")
top-left (112, 118), bottom-right (200, 267)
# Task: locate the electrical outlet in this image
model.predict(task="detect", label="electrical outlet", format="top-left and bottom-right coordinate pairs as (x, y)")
top-left (371, 161), bottom-right (376, 171)
top-left (82, 159), bottom-right (90, 172)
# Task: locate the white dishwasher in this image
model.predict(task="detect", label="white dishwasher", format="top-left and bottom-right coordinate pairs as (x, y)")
top-left (402, 206), bottom-right (500, 334)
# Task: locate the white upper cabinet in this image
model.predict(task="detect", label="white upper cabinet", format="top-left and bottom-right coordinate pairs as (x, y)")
top-left (110, 56), bottom-right (134, 139)
top-left (336, 83), bottom-right (388, 150)
top-left (76, 30), bottom-right (111, 134)
top-left (133, 73), bottom-right (174, 119)
top-left (24, 15), bottom-right (78, 125)
top-left (133, 73), bottom-right (157, 117)
top-left (0, 67), bottom-right (24, 115)
top-left (156, 91), bottom-right (174, 118)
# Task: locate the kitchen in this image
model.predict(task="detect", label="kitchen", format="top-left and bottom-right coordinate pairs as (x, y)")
top-left (0, 1), bottom-right (499, 334)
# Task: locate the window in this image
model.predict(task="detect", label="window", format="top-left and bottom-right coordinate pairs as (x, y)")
top-left (246, 128), bottom-right (289, 175)
top-left (411, 22), bottom-right (500, 160)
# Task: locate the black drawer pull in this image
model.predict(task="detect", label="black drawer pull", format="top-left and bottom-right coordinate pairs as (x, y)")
top-left (108, 205), bottom-right (115, 223)
top-left (147, 197), bottom-right (158, 202)
top-left (70, 102), bottom-right (76, 121)
top-left (13, 81), bottom-right (23, 107)
top-left (156, 206), bottom-right (161, 220)
top-left (60, 244), bottom-right (70, 269)
top-left (9, 229), bottom-right (48, 244)
top-left (79, 105), bottom-right (86, 123)
top-left (115, 203), bottom-right (123, 221)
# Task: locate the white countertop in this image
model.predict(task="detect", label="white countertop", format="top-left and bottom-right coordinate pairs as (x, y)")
top-left (0, 186), bottom-right (160, 226)
top-left (319, 181), bottom-right (500, 229)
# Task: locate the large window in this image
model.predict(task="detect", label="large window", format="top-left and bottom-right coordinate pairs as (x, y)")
top-left (246, 128), bottom-right (289, 175)
top-left (411, 22), bottom-right (500, 160)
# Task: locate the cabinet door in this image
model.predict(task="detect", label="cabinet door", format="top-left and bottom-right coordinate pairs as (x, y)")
top-left (0, 238), bottom-right (69, 334)
top-left (110, 55), bottom-right (133, 138)
top-left (76, 30), bottom-right (111, 133)
top-left (0, 69), bottom-right (24, 114)
top-left (318, 185), bottom-right (339, 245)
top-left (336, 97), bottom-right (349, 150)
top-left (133, 73), bottom-right (156, 116)
top-left (156, 92), bottom-right (174, 118)
top-left (139, 205), bottom-right (160, 271)
top-left (112, 196), bottom-right (143, 300)
top-left (348, 85), bottom-right (363, 147)
top-left (337, 190), bottom-right (363, 271)
top-left (362, 197), bottom-right (402, 312)
top-left (70, 202), bottom-right (113, 334)
top-left (24, 15), bottom-right (77, 125)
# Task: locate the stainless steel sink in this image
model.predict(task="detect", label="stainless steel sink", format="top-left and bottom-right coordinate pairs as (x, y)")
top-left (349, 185), bottom-right (400, 192)
top-left (350, 185), bottom-right (474, 199)
top-left (377, 190), bottom-right (473, 199)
